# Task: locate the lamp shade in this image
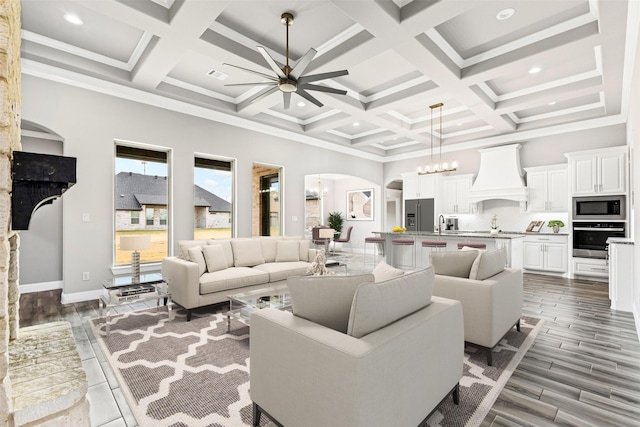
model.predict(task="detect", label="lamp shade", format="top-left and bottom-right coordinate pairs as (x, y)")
top-left (120, 235), bottom-right (151, 251)
top-left (318, 228), bottom-right (335, 239)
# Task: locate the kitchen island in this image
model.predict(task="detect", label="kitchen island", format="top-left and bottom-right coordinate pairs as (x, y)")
top-left (374, 231), bottom-right (525, 269)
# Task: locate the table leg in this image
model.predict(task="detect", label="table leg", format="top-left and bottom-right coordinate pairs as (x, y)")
top-left (167, 296), bottom-right (173, 320)
top-left (227, 313), bottom-right (231, 332)
top-left (105, 306), bottom-right (111, 337)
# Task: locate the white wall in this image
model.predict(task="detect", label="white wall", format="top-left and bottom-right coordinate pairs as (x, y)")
top-left (629, 17), bottom-right (640, 334)
top-left (21, 75), bottom-right (383, 299)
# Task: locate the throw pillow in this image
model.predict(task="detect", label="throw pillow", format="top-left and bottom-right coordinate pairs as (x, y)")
top-left (187, 246), bottom-right (206, 276)
top-left (202, 244), bottom-right (229, 273)
top-left (178, 240), bottom-right (207, 260)
top-left (288, 274), bottom-right (375, 333)
top-left (372, 261), bottom-right (405, 282)
top-left (275, 240), bottom-right (300, 262)
top-left (429, 250), bottom-right (479, 278)
top-left (469, 247), bottom-right (507, 280)
top-left (259, 237), bottom-right (280, 263)
top-left (347, 267), bottom-right (435, 338)
top-left (298, 239), bottom-right (311, 262)
top-left (230, 239), bottom-right (266, 267)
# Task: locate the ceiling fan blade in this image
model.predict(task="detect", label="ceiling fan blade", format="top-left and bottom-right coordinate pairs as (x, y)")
top-left (257, 46), bottom-right (286, 79)
top-left (225, 82), bottom-right (278, 87)
top-left (298, 70), bottom-right (349, 84)
top-left (283, 92), bottom-right (292, 110)
top-left (249, 86), bottom-right (279, 104)
top-left (300, 83), bottom-right (347, 95)
top-left (296, 88), bottom-right (324, 108)
top-left (289, 48), bottom-right (317, 80)
top-left (223, 63), bottom-right (278, 81)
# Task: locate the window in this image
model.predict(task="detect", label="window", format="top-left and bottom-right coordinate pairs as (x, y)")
top-left (146, 208), bottom-right (154, 226)
top-left (252, 164), bottom-right (282, 236)
top-left (115, 144), bottom-right (169, 266)
top-left (194, 156), bottom-right (234, 239)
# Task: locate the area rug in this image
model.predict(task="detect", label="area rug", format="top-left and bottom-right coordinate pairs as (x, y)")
top-left (91, 309), bottom-right (543, 427)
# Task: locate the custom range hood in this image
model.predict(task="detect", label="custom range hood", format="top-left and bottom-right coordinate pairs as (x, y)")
top-left (467, 144), bottom-right (528, 208)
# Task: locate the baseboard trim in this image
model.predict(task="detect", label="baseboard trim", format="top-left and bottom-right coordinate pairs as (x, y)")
top-left (20, 281), bottom-right (63, 294)
top-left (61, 289), bottom-right (103, 305)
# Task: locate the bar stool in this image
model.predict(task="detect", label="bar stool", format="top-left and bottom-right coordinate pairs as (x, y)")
top-left (364, 236), bottom-right (385, 266)
top-left (420, 240), bottom-right (446, 266)
top-left (392, 237), bottom-right (415, 269)
top-left (457, 242), bottom-right (487, 250)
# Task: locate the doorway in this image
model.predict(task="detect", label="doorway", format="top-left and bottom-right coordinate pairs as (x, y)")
top-left (252, 163), bottom-right (282, 236)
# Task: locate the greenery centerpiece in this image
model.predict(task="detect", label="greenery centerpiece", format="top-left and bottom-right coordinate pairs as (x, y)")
top-left (327, 211), bottom-right (344, 239)
top-left (547, 220), bottom-right (565, 233)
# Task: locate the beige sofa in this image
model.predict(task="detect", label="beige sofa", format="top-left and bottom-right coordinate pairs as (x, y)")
top-left (161, 236), bottom-right (315, 320)
top-left (429, 247), bottom-right (523, 366)
top-left (250, 268), bottom-right (464, 427)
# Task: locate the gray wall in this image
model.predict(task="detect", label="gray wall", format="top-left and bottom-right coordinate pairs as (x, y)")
top-left (21, 75), bottom-right (383, 297)
top-left (18, 136), bottom-right (63, 285)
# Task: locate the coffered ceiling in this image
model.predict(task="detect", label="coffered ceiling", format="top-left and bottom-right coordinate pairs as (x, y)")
top-left (20, 0), bottom-right (639, 161)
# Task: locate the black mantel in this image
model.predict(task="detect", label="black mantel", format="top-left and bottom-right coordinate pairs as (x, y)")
top-left (11, 151), bottom-right (77, 230)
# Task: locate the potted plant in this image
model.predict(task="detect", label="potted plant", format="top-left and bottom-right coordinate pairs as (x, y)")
top-left (547, 220), bottom-right (565, 233)
top-left (490, 214), bottom-right (499, 235)
top-left (327, 211), bottom-right (344, 239)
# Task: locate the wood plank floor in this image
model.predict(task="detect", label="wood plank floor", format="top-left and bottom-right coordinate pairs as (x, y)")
top-left (18, 272), bottom-right (640, 426)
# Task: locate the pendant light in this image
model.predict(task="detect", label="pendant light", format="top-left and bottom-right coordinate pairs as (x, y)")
top-left (417, 102), bottom-right (457, 175)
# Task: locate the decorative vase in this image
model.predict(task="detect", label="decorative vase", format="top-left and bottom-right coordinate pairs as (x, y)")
top-left (490, 229), bottom-right (499, 235)
top-left (553, 225), bottom-right (560, 233)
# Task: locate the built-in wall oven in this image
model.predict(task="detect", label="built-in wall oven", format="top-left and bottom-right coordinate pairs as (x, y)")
top-left (573, 222), bottom-right (626, 259)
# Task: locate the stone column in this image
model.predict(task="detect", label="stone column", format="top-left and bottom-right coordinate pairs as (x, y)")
top-left (0, 0), bottom-right (22, 424)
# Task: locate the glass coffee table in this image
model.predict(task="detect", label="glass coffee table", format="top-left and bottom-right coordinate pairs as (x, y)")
top-left (99, 272), bottom-right (173, 336)
top-left (227, 285), bottom-right (290, 332)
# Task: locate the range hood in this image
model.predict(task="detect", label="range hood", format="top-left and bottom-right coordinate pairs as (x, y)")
top-left (467, 144), bottom-right (528, 206)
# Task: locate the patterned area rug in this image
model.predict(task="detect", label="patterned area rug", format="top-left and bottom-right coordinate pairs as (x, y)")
top-left (91, 308), bottom-right (542, 427)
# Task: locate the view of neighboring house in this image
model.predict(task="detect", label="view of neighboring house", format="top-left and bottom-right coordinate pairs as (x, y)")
top-left (115, 172), bottom-right (231, 230)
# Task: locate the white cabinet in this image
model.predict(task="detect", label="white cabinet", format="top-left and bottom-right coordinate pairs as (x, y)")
top-left (440, 174), bottom-right (474, 214)
top-left (566, 147), bottom-right (626, 196)
top-left (401, 172), bottom-right (436, 200)
top-left (608, 241), bottom-right (634, 312)
top-left (525, 165), bottom-right (568, 212)
top-left (523, 234), bottom-right (568, 273)
top-left (573, 257), bottom-right (608, 278)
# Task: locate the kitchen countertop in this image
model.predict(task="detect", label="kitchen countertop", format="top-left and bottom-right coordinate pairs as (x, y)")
top-left (607, 237), bottom-right (634, 245)
top-left (375, 231), bottom-right (526, 239)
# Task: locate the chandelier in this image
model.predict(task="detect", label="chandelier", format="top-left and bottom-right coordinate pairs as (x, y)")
top-left (417, 102), bottom-right (457, 175)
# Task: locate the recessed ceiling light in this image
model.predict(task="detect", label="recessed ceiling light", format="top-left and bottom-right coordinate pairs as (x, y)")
top-left (496, 8), bottom-right (515, 21)
top-left (64, 13), bottom-right (83, 26)
top-left (353, 122), bottom-right (360, 126)
top-left (528, 66), bottom-right (542, 74)
top-left (548, 101), bottom-right (556, 105)
top-left (297, 101), bottom-right (305, 107)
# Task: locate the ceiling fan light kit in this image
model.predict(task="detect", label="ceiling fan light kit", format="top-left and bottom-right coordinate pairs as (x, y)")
top-left (223, 12), bottom-right (349, 109)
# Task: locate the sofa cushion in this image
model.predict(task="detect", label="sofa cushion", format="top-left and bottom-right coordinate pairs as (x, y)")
top-left (253, 261), bottom-right (310, 282)
top-left (187, 246), bottom-right (206, 276)
top-left (202, 244), bottom-right (228, 273)
top-left (347, 267), bottom-right (435, 338)
top-left (275, 240), bottom-right (300, 262)
top-left (288, 274), bottom-right (375, 333)
top-left (430, 250), bottom-right (479, 278)
top-left (206, 240), bottom-right (235, 266)
top-left (259, 237), bottom-right (281, 263)
top-left (199, 267), bottom-right (269, 295)
top-left (372, 261), bottom-right (405, 282)
top-left (178, 240), bottom-right (208, 260)
top-left (298, 239), bottom-right (311, 262)
top-left (230, 239), bottom-right (265, 267)
top-left (469, 247), bottom-right (507, 280)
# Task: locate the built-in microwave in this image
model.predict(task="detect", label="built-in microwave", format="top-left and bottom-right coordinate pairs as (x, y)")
top-left (573, 195), bottom-right (625, 220)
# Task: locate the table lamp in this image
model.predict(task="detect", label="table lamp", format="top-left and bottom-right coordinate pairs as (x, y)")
top-left (318, 228), bottom-right (335, 253)
top-left (120, 235), bottom-right (152, 283)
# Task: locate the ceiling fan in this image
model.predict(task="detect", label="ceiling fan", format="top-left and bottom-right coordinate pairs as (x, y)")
top-left (223, 12), bottom-right (349, 109)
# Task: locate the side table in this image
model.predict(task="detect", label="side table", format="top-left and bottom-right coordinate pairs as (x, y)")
top-left (99, 272), bottom-right (173, 336)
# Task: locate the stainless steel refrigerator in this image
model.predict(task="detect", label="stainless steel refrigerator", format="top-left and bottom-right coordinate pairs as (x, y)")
top-left (405, 198), bottom-right (435, 232)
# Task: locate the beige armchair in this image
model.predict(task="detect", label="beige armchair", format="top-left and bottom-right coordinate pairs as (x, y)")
top-left (249, 268), bottom-right (464, 427)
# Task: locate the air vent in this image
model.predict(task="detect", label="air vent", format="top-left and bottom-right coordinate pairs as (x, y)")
top-left (207, 69), bottom-right (228, 80)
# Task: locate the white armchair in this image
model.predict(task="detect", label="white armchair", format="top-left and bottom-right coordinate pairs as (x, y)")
top-left (249, 268), bottom-right (464, 427)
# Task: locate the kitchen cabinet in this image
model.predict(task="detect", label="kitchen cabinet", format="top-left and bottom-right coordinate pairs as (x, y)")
top-left (401, 172), bottom-right (436, 200)
top-left (523, 234), bottom-right (568, 273)
top-left (607, 240), bottom-right (634, 312)
top-left (572, 257), bottom-right (608, 279)
top-left (440, 174), bottom-right (474, 214)
top-left (566, 147), bottom-right (626, 196)
top-left (524, 165), bottom-right (568, 212)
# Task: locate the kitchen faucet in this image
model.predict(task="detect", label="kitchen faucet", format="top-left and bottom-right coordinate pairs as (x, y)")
top-left (438, 214), bottom-right (445, 235)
